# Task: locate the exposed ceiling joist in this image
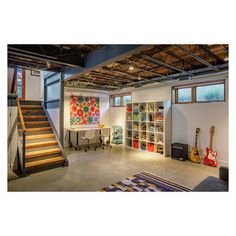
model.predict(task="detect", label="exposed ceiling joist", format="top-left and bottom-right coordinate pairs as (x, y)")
top-left (175, 45), bottom-right (220, 72)
top-left (117, 61), bottom-right (164, 77)
top-left (126, 63), bottom-right (228, 87)
top-left (8, 45), bottom-right (83, 68)
top-left (141, 53), bottom-right (194, 76)
top-left (197, 45), bottom-right (224, 63)
top-left (102, 67), bottom-right (139, 80)
top-left (90, 71), bottom-right (132, 83)
top-left (164, 50), bottom-right (196, 67)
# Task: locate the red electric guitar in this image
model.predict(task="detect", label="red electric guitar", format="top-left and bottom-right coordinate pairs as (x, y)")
top-left (204, 126), bottom-right (218, 167)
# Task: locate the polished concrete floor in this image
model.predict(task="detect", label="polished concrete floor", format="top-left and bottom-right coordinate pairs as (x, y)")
top-left (8, 145), bottom-right (218, 191)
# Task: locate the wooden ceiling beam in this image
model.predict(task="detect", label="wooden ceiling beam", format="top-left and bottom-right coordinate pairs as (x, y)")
top-left (164, 50), bottom-right (196, 68)
top-left (101, 67), bottom-right (139, 80)
top-left (197, 45), bottom-right (224, 63)
top-left (90, 71), bottom-right (132, 83)
top-left (175, 45), bottom-right (219, 72)
top-left (67, 77), bottom-right (119, 87)
top-left (116, 60), bottom-right (172, 80)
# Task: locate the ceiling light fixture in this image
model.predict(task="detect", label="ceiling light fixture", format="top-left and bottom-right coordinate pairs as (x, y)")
top-left (224, 57), bottom-right (229, 61)
top-left (138, 76), bottom-right (142, 80)
top-left (129, 65), bottom-right (134, 71)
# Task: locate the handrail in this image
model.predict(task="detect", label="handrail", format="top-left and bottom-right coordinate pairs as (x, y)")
top-left (16, 98), bottom-right (26, 176)
top-left (16, 98), bottom-right (26, 131)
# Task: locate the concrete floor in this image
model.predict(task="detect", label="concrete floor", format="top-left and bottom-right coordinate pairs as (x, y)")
top-left (8, 145), bottom-right (218, 191)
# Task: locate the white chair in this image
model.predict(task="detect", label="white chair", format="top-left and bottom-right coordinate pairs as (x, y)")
top-left (99, 128), bottom-right (112, 149)
top-left (81, 130), bottom-right (97, 152)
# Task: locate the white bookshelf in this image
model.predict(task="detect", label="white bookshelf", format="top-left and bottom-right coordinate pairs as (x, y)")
top-left (125, 100), bottom-right (171, 157)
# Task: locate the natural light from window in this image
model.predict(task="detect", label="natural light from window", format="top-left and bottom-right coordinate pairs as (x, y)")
top-left (196, 84), bottom-right (224, 102)
top-left (177, 88), bottom-right (192, 103)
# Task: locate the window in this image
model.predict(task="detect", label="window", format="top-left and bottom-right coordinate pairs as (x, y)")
top-left (177, 88), bottom-right (192, 103)
top-left (114, 96), bottom-right (121, 106)
top-left (173, 80), bottom-right (225, 104)
top-left (110, 93), bottom-right (132, 107)
top-left (123, 95), bottom-right (132, 105)
top-left (196, 84), bottom-right (224, 102)
top-left (16, 68), bottom-right (25, 99)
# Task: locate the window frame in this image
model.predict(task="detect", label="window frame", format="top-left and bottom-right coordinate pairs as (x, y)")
top-left (175, 87), bottom-right (194, 104)
top-left (173, 80), bottom-right (225, 104)
top-left (195, 82), bottom-right (225, 103)
top-left (110, 93), bottom-right (132, 107)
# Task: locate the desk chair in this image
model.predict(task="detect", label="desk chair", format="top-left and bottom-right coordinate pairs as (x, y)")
top-left (81, 130), bottom-right (97, 152)
top-left (100, 128), bottom-right (112, 149)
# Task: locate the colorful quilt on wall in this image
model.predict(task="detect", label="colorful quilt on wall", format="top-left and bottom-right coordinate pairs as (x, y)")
top-left (70, 95), bottom-right (100, 125)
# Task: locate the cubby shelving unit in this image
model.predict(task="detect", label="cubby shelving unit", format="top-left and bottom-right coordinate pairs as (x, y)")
top-left (125, 100), bottom-right (171, 157)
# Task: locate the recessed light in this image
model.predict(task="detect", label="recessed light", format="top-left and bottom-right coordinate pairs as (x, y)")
top-left (138, 76), bottom-right (142, 80)
top-left (129, 65), bottom-right (134, 71)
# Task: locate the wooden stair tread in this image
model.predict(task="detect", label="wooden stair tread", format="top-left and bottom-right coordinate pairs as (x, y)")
top-left (25, 147), bottom-right (61, 159)
top-left (25, 140), bottom-right (58, 149)
top-left (21, 133), bottom-right (55, 140)
top-left (25, 156), bottom-right (64, 170)
top-left (23, 115), bottom-right (47, 118)
top-left (18, 127), bottom-right (52, 132)
top-left (18, 121), bottom-right (49, 125)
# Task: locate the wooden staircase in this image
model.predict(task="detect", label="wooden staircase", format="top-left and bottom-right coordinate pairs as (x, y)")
top-left (18, 100), bottom-right (67, 173)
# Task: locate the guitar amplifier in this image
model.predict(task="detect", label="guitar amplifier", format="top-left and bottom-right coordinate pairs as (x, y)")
top-left (171, 143), bottom-right (188, 161)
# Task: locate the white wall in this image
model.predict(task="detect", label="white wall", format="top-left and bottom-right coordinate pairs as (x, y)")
top-left (64, 88), bottom-right (110, 146)
top-left (172, 102), bottom-right (228, 165)
top-left (132, 86), bottom-right (171, 102)
top-left (108, 86), bottom-right (172, 144)
top-left (8, 106), bottom-right (18, 171)
top-left (25, 70), bottom-right (42, 101)
top-left (108, 75), bottom-right (228, 165)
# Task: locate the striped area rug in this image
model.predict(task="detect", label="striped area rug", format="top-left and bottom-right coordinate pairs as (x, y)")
top-left (101, 171), bottom-right (191, 192)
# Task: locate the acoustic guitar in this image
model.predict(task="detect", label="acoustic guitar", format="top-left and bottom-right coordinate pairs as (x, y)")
top-left (190, 128), bottom-right (202, 163)
top-left (204, 126), bottom-right (218, 167)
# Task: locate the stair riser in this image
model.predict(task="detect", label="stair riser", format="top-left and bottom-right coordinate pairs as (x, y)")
top-left (19, 100), bottom-right (42, 106)
top-left (19, 124), bottom-right (51, 128)
top-left (22, 111), bottom-right (46, 115)
top-left (21, 118), bottom-right (48, 122)
top-left (21, 107), bottom-right (43, 110)
top-left (18, 127), bottom-right (52, 132)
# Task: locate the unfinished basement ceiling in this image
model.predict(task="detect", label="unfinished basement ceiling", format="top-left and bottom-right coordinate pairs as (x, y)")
top-left (65, 44), bottom-right (228, 90)
top-left (8, 44), bottom-right (101, 71)
top-left (8, 44), bottom-right (228, 90)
